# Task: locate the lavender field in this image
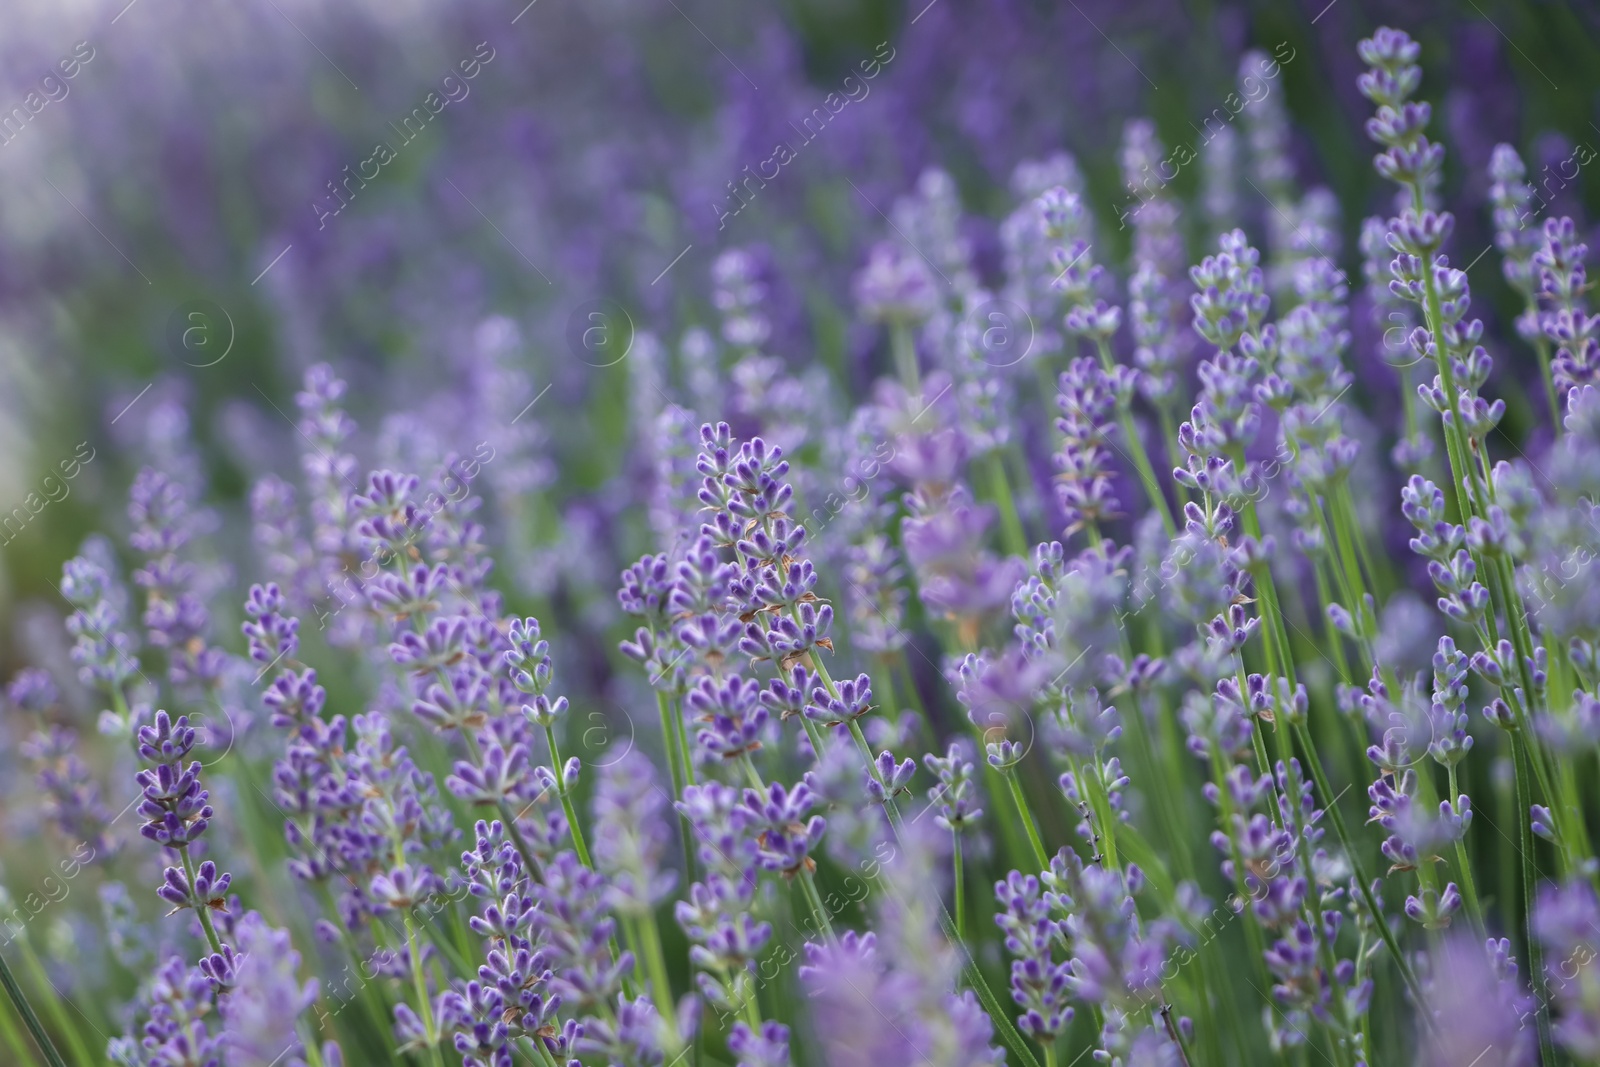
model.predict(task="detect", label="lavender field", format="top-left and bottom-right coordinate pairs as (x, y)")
top-left (2, 1), bottom-right (1599, 1064)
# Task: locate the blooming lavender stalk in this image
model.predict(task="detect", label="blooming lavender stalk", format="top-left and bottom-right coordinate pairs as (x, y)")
top-left (1362, 33), bottom-right (1572, 1058)
top-left (443, 819), bottom-right (574, 1067)
top-left (893, 169), bottom-right (978, 302)
top-left (60, 548), bottom-right (141, 734)
top-left (592, 749), bottom-right (682, 1034)
top-left (856, 242), bottom-right (939, 391)
top-left (1129, 261), bottom-right (1188, 466)
top-left (1269, 248), bottom-right (1377, 687)
top-left (1002, 153), bottom-right (1086, 372)
top-left (708, 248), bottom-right (827, 457)
top-left (353, 710), bottom-right (454, 1063)
top-left (888, 391), bottom-right (1025, 651)
top-left (1043, 184), bottom-right (1174, 536)
top-left (1240, 49), bottom-right (1295, 216)
top-left (1533, 880), bottom-right (1600, 1058)
top-left (924, 740), bottom-right (984, 940)
top-left (673, 785), bottom-right (770, 1031)
top-left (12, 670), bottom-right (116, 858)
top-left (1361, 28), bottom-right (1506, 554)
top-left (993, 869), bottom-right (1073, 1048)
top-left (128, 468), bottom-right (227, 693)
top-left (1361, 673), bottom-right (1469, 936)
top-left (902, 190), bottom-right (1028, 560)
top-left (1488, 144), bottom-right (1561, 422)
top-left (1417, 935), bottom-right (1535, 1067)
top-left (250, 474), bottom-right (318, 611)
top-left (692, 421), bottom-right (889, 796)
top-left (618, 546), bottom-right (701, 833)
top-left (503, 614), bottom-right (592, 869)
top-left (1427, 635), bottom-right (1486, 933)
top-left (136, 709), bottom-right (228, 955)
top-left (802, 822), bottom-right (1003, 1067)
top-left (294, 365), bottom-right (367, 646)
top-left (1054, 357), bottom-right (1126, 541)
top-left (1172, 214), bottom-right (1437, 1050)
top-left (1236, 49), bottom-right (1341, 308)
top-left (107, 955), bottom-right (220, 1067)
top-left (1120, 120), bottom-right (1186, 284)
top-left (1534, 216), bottom-right (1600, 399)
top-left (221, 913), bottom-right (340, 1067)
top-left (1200, 124), bottom-right (1239, 242)
top-left (248, 582), bottom-right (387, 941)
top-left (842, 525), bottom-right (911, 663)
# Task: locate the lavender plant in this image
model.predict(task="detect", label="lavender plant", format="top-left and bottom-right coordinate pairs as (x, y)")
top-left (2, 12), bottom-right (1598, 1067)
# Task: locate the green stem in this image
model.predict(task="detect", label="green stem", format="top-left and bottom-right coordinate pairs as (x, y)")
top-left (1310, 560), bottom-right (1354, 687)
top-left (657, 690), bottom-right (697, 881)
top-left (1445, 764), bottom-right (1486, 938)
top-left (986, 451), bottom-right (1029, 558)
top-left (739, 973), bottom-right (763, 1031)
top-left (1094, 340), bottom-right (1176, 537)
top-left (180, 845), bottom-right (225, 956)
top-left (0, 972), bottom-right (30, 1066)
top-left (812, 653), bottom-right (905, 834)
top-left (1249, 701), bottom-right (1276, 783)
top-left (1157, 400), bottom-right (1183, 488)
top-left (1415, 189), bottom-right (1475, 526)
top-left (1161, 1003), bottom-right (1196, 1067)
top-left (944, 900), bottom-right (1046, 1066)
top-left (668, 690), bottom-right (697, 787)
top-left (0, 945), bottom-right (66, 1067)
top-left (1557, 758), bottom-right (1596, 869)
top-left (798, 868), bottom-right (836, 942)
top-left (1291, 722), bottom-right (1429, 1014)
top-left (521, 1036), bottom-right (560, 1067)
top-left (633, 910), bottom-right (678, 1034)
top-left (966, 721), bottom-right (1035, 880)
top-left (891, 320), bottom-right (920, 393)
top-left (17, 943), bottom-right (93, 1067)
top-left (740, 753), bottom-right (765, 791)
top-left (1512, 732), bottom-right (1557, 1065)
top-left (404, 903), bottom-right (440, 1060)
top-left (313, 884), bottom-right (395, 1046)
top-left (1524, 301), bottom-right (1561, 433)
top-left (657, 690), bottom-right (686, 801)
top-left (543, 723), bottom-right (594, 868)
top-left (1003, 766), bottom-right (1050, 870)
top-left (877, 660), bottom-right (900, 723)
top-left (952, 833), bottom-right (966, 944)
top-left (1329, 484), bottom-right (1388, 601)
top-left (1079, 750), bottom-right (1121, 873)
top-left (301, 1022), bottom-right (328, 1067)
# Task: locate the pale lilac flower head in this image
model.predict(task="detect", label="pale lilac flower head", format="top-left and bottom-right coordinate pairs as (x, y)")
top-left (219, 913), bottom-right (329, 1067)
top-left (1419, 935), bottom-right (1535, 1067)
